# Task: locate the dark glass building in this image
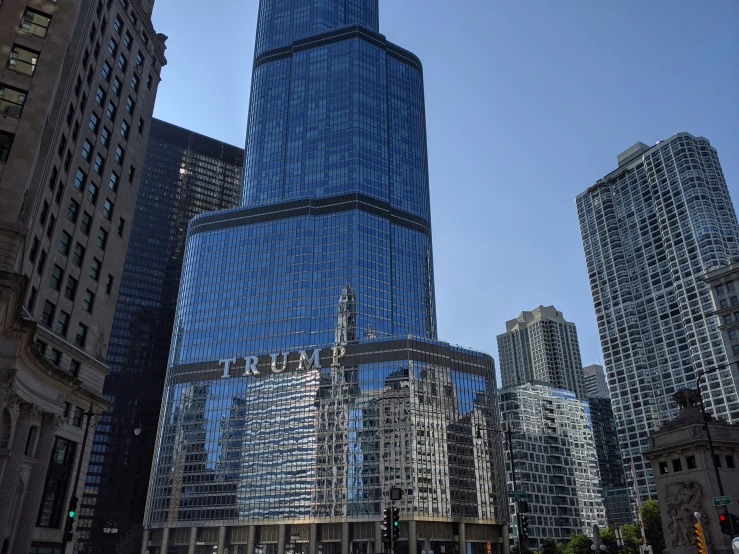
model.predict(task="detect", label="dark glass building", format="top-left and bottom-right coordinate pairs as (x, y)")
top-left (81, 119), bottom-right (243, 553)
top-left (142, 0), bottom-right (508, 553)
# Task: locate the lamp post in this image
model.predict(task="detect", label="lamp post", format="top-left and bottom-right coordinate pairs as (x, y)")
top-left (487, 424), bottom-right (522, 549)
top-left (103, 521), bottom-right (119, 534)
top-left (696, 365), bottom-right (735, 537)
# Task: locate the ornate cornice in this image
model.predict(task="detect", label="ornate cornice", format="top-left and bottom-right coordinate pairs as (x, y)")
top-left (129, 0), bottom-right (167, 67)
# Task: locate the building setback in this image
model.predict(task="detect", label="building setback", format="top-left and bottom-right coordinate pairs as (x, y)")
top-left (0, 0), bottom-right (165, 551)
top-left (499, 383), bottom-right (606, 546)
top-left (576, 133), bottom-right (739, 502)
top-left (497, 306), bottom-right (584, 397)
top-left (704, 262), bottom-right (739, 392)
top-left (79, 119), bottom-right (243, 553)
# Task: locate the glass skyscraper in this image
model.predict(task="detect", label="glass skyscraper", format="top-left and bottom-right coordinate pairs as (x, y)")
top-left (142, 2), bottom-right (507, 554)
top-left (80, 119), bottom-right (243, 553)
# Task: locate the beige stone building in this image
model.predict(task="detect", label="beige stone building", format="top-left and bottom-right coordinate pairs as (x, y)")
top-left (646, 390), bottom-right (739, 554)
top-left (0, 0), bottom-right (165, 550)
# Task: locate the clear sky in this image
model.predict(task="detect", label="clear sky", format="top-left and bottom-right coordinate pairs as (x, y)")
top-left (150, 0), bottom-right (739, 372)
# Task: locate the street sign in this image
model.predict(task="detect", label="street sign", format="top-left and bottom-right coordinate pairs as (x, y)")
top-left (714, 496), bottom-right (732, 507)
top-left (508, 490), bottom-right (528, 499)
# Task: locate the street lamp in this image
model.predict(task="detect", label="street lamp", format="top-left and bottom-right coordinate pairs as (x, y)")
top-left (103, 521), bottom-right (119, 534)
top-left (488, 423), bottom-right (523, 547)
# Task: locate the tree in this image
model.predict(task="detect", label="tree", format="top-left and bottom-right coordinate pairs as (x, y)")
top-left (116, 524), bottom-right (144, 554)
top-left (621, 523), bottom-right (641, 543)
top-left (641, 499), bottom-right (666, 553)
top-left (542, 538), bottom-right (559, 554)
top-left (564, 534), bottom-right (592, 554)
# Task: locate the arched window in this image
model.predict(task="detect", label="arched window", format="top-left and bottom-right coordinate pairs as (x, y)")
top-left (0, 408), bottom-right (11, 449)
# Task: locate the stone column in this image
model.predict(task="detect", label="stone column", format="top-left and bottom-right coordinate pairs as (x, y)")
top-left (0, 403), bottom-right (37, 537)
top-left (341, 522), bottom-right (349, 554)
top-left (160, 527), bottom-right (170, 554)
top-left (408, 520), bottom-right (417, 554)
top-left (374, 522), bottom-right (382, 554)
top-left (9, 412), bottom-right (63, 554)
top-left (246, 525), bottom-right (256, 554)
top-left (218, 526), bottom-right (227, 553)
top-left (140, 528), bottom-right (150, 554)
top-left (457, 523), bottom-right (466, 554)
top-left (277, 524), bottom-right (286, 554)
top-left (188, 526), bottom-right (198, 554)
top-left (501, 525), bottom-right (509, 554)
top-left (309, 523), bottom-right (317, 554)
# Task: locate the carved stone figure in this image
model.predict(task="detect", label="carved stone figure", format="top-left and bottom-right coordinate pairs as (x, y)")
top-left (673, 388), bottom-right (701, 410)
top-left (665, 480), bottom-right (703, 547)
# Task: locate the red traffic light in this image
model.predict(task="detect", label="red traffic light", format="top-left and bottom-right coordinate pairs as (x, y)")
top-left (719, 514), bottom-right (727, 521)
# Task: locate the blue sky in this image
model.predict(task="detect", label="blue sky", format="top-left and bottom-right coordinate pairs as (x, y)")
top-left (150, 0), bottom-right (739, 370)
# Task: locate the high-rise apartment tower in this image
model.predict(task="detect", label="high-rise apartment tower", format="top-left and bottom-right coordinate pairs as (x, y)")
top-left (80, 119), bottom-right (243, 553)
top-left (497, 305), bottom-right (585, 397)
top-left (576, 133), bottom-right (739, 502)
top-left (142, 1), bottom-right (508, 553)
top-left (0, 0), bottom-right (165, 551)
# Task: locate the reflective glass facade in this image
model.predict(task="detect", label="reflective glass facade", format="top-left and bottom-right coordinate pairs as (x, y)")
top-left (144, 0), bottom-right (507, 551)
top-left (83, 119), bottom-right (243, 553)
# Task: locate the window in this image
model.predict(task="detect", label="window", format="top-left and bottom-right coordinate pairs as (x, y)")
top-left (729, 330), bottom-right (738, 340)
top-left (58, 231), bottom-right (72, 256)
top-left (41, 300), bottom-right (55, 326)
top-left (0, 84), bottom-right (27, 118)
top-left (87, 182), bottom-right (98, 204)
top-left (38, 438), bottom-right (76, 528)
top-left (64, 150), bottom-right (72, 171)
top-left (72, 243), bottom-right (85, 267)
top-left (114, 16), bottom-right (122, 33)
top-left (29, 236), bottom-right (40, 262)
top-left (127, 165), bottom-right (135, 182)
top-left (72, 120), bottom-right (80, 141)
top-left (125, 96), bottom-right (135, 114)
top-left (69, 360), bottom-right (80, 377)
top-left (81, 140), bottom-right (92, 161)
top-left (96, 228), bottom-right (107, 249)
top-left (101, 62), bottom-right (112, 82)
top-left (66, 200), bottom-right (79, 223)
top-left (93, 153), bottom-right (105, 175)
top-left (48, 166), bottom-right (58, 191)
top-left (86, 65), bottom-right (94, 85)
top-left (93, 40), bottom-right (101, 60)
top-left (733, 345), bottom-right (739, 356)
top-left (49, 264), bottom-right (63, 290)
top-left (123, 31), bottom-right (132, 49)
top-left (90, 257), bottom-right (101, 280)
top-left (64, 276), bottom-right (77, 300)
top-left (112, 77), bottom-right (122, 96)
top-left (8, 44), bottom-right (39, 76)
top-left (82, 290), bottom-right (94, 313)
top-left (105, 274), bottom-right (114, 294)
top-left (27, 286), bottom-right (37, 310)
top-left (135, 51), bottom-right (144, 67)
top-left (75, 75), bottom-right (83, 96)
top-left (686, 455), bottom-right (697, 470)
top-left (55, 180), bottom-right (64, 203)
top-left (74, 323), bottom-right (88, 347)
top-left (117, 217), bottom-right (125, 236)
top-left (103, 199), bottom-right (114, 220)
top-left (146, 73), bottom-right (153, 89)
top-left (47, 348), bottom-right (62, 366)
top-left (672, 459), bottom-right (682, 472)
top-left (45, 215), bottom-right (56, 239)
top-left (107, 38), bottom-right (118, 56)
top-left (36, 249), bottom-right (47, 274)
top-left (115, 145), bottom-right (124, 165)
top-left (39, 200), bottom-right (50, 224)
top-left (19, 8), bottom-right (51, 38)
top-left (726, 455), bottom-right (736, 469)
top-left (55, 311), bottom-right (70, 335)
top-left (130, 74), bottom-right (139, 91)
top-left (95, 86), bottom-right (105, 106)
top-left (66, 104), bottom-right (74, 125)
top-left (658, 461), bottom-right (669, 475)
top-left (80, 212), bottom-right (92, 235)
top-left (100, 127), bottom-right (111, 147)
top-left (57, 134), bottom-right (67, 157)
top-left (137, 117), bottom-right (144, 134)
top-left (0, 130), bottom-right (14, 163)
top-left (108, 171), bottom-right (119, 191)
top-left (120, 120), bottom-right (129, 139)
top-left (88, 113), bottom-right (100, 133)
top-left (106, 101), bottom-right (116, 121)
top-left (117, 54), bottom-right (127, 72)
top-left (71, 407), bottom-right (83, 427)
top-left (89, 23), bottom-right (97, 42)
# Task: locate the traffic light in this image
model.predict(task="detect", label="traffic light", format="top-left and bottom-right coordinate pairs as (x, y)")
top-left (719, 513), bottom-right (733, 536)
top-left (64, 496), bottom-right (78, 543)
top-left (381, 508), bottom-right (391, 545)
top-left (392, 507), bottom-right (400, 542)
top-left (693, 522), bottom-right (707, 554)
top-left (520, 514), bottom-right (529, 543)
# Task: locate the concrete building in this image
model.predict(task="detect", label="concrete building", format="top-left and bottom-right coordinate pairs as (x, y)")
top-left (497, 306), bottom-right (585, 397)
top-left (704, 262), bottom-right (739, 392)
top-left (499, 383), bottom-right (606, 548)
top-left (583, 364), bottom-right (609, 398)
top-left (0, 0), bottom-right (165, 550)
top-left (576, 133), bottom-right (739, 502)
top-left (645, 389), bottom-right (739, 554)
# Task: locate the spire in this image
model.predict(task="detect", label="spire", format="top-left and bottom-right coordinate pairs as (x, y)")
top-left (335, 284), bottom-right (357, 344)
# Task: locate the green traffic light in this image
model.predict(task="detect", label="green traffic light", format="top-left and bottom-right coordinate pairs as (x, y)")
top-left (393, 522), bottom-right (399, 527)
top-left (69, 511), bottom-right (76, 518)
